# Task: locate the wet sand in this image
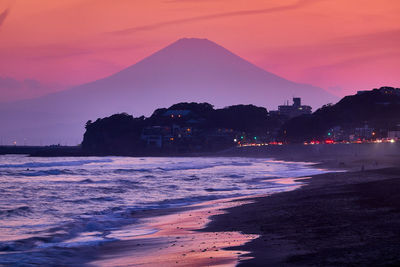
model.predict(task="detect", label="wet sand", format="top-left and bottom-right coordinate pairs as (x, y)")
top-left (90, 197), bottom-right (260, 267)
top-left (205, 164), bottom-right (400, 265)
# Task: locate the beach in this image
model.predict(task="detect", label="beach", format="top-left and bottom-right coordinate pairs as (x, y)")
top-left (1, 144), bottom-right (400, 266)
top-left (90, 197), bottom-right (259, 267)
top-left (204, 144), bottom-right (400, 266)
top-left (205, 168), bottom-right (400, 266)
top-left (92, 143), bottom-right (400, 266)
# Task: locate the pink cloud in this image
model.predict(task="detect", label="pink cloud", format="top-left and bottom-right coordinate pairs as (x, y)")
top-left (111, 0), bottom-right (321, 35)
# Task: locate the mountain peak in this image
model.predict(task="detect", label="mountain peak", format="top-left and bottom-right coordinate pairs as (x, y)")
top-left (0, 38), bottom-right (337, 145)
top-left (174, 37), bottom-right (214, 45)
top-left (162, 37), bottom-right (224, 53)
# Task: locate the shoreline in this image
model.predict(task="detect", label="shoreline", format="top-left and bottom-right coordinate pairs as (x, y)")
top-left (3, 142), bottom-right (400, 160)
top-left (89, 144), bottom-right (399, 266)
top-left (86, 175), bottom-right (310, 266)
top-left (204, 159), bottom-right (400, 265)
top-left (89, 196), bottom-right (262, 266)
top-left (83, 172), bottom-right (314, 266)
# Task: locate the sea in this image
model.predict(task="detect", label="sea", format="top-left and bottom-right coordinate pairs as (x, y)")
top-left (0, 155), bottom-right (329, 265)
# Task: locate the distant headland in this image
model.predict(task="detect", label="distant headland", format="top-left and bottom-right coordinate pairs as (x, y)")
top-left (3, 86), bottom-right (399, 157)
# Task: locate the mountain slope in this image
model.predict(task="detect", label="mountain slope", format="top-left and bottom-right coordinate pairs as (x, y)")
top-left (0, 38), bottom-right (337, 145)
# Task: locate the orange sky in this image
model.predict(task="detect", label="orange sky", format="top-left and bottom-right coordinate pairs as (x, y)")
top-left (0, 0), bottom-right (399, 101)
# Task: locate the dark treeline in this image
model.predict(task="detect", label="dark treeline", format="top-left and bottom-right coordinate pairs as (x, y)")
top-left (281, 87), bottom-right (400, 142)
top-left (82, 86), bottom-right (400, 155)
top-left (82, 103), bottom-right (285, 155)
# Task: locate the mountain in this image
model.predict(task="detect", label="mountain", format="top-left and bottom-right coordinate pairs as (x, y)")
top-left (0, 38), bottom-right (337, 145)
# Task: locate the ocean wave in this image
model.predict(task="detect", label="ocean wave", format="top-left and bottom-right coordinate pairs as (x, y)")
top-left (183, 175), bottom-right (200, 181)
top-left (157, 161), bottom-right (252, 172)
top-left (21, 169), bottom-right (77, 176)
top-left (0, 159), bottom-right (113, 169)
top-left (89, 197), bottom-right (117, 202)
top-left (79, 178), bottom-right (95, 183)
top-left (116, 179), bottom-right (142, 186)
top-left (139, 194), bottom-right (241, 208)
top-left (0, 206), bottom-right (32, 217)
top-left (223, 174), bottom-right (244, 178)
top-left (205, 187), bottom-right (241, 192)
top-left (0, 168), bottom-right (88, 177)
top-left (0, 212), bottom-right (130, 253)
top-left (113, 168), bottom-right (152, 174)
top-left (66, 196), bottom-right (119, 204)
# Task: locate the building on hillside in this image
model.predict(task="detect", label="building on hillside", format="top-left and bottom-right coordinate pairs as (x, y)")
top-left (354, 125), bottom-right (374, 140)
top-left (162, 110), bottom-right (192, 118)
top-left (378, 87), bottom-right (400, 96)
top-left (141, 125), bottom-right (197, 148)
top-left (270, 97), bottom-right (312, 118)
top-left (388, 131), bottom-right (400, 139)
top-left (141, 126), bottom-right (172, 148)
top-left (357, 86), bottom-right (400, 96)
top-left (326, 126), bottom-right (346, 141)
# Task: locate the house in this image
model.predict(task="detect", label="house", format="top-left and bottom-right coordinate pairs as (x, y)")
top-left (270, 97), bottom-right (312, 118)
top-left (162, 110), bottom-right (191, 118)
top-left (141, 126), bottom-right (171, 147)
top-left (326, 126), bottom-right (345, 141)
top-left (354, 125), bottom-right (374, 140)
top-left (388, 131), bottom-right (400, 139)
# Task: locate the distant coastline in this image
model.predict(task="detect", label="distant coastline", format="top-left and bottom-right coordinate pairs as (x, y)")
top-left (3, 142), bottom-right (400, 170)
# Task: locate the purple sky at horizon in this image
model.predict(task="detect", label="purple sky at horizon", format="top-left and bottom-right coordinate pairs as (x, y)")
top-left (0, 0), bottom-right (399, 102)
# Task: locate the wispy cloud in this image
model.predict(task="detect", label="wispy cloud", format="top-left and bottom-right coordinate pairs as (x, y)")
top-left (111, 0), bottom-right (319, 35)
top-left (0, 8), bottom-right (9, 28)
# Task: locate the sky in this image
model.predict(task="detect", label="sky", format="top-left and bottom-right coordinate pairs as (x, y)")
top-left (0, 0), bottom-right (399, 102)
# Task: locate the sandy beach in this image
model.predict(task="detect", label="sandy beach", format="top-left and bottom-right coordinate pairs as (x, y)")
top-left (89, 197), bottom-right (261, 267)
top-left (205, 144), bottom-right (400, 266)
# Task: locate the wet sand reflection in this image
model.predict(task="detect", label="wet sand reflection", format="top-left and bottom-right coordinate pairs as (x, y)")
top-left (92, 197), bottom-right (259, 266)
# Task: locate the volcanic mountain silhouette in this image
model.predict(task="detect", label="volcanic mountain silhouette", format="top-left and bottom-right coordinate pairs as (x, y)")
top-left (0, 38), bottom-right (337, 145)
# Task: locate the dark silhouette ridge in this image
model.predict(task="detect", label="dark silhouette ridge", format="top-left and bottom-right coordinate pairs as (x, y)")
top-left (81, 102), bottom-right (286, 155)
top-left (81, 86), bottom-right (400, 155)
top-left (281, 86), bottom-right (400, 142)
